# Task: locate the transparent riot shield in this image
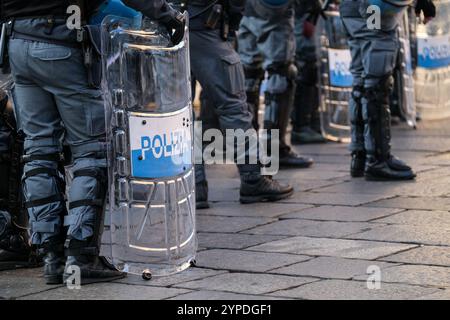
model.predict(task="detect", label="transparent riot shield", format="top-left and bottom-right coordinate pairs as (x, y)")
top-left (414, 0), bottom-right (450, 120)
top-left (101, 13), bottom-right (196, 279)
top-left (391, 12), bottom-right (417, 128)
top-left (316, 10), bottom-right (352, 143)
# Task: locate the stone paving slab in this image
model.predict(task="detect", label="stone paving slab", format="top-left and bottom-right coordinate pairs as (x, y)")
top-left (280, 205), bottom-right (402, 222)
top-left (392, 136), bottom-right (450, 152)
top-left (174, 273), bottom-right (318, 295)
top-left (413, 289), bottom-right (450, 300)
top-left (366, 196), bottom-right (450, 211)
top-left (169, 290), bottom-right (289, 300)
top-left (380, 246), bottom-right (450, 267)
top-left (114, 268), bottom-right (227, 287)
top-left (198, 232), bottom-right (287, 250)
top-left (195, 249), bottom-right (311, 272)
top-left (279, 192), bottom-right (391, 206)
top-left (197, 215), bottom-right (275, 233)
top-left (197, 202), bottom-right (312, 218)
top-left (243, 219), bottom-right (379, 238)
top-left (19, 283), bottom-right (190, 300)
top-left (275, 169), bottom-right (350, 181)
top-left (278, 178), bottom-right (346, 193)
top-left (248, 236), bottom-right (417, 260)
top-left (414, 167), bottom-right (450, 181)
top-left (0, 268), bottom-right (63, 300)
top-left (271, 257), bottom-right (399, 280)
top-left (347, 224), bottom-right (450, 246)
top-left (373, 210), bottom-right (450, 226)
top-left (271, 279), bottom-right (440, 300)
top-left (353, 264), bottom-right (450, 288)
top-left (315, 179), bottom-right (450, 197)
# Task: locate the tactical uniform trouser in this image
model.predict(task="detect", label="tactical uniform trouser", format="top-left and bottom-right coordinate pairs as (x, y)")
top-left (238, 0), bottom-right (297, 154)
top-left (340, 0), bottom-right (406, 158)
top-left (190, 29), bottom-right (261, 184)
top-left (9, 20), bottom-right (107, 255)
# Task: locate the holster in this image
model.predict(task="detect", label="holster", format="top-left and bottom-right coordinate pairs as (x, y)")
top-left (77, 25), bottom-right (102, 89)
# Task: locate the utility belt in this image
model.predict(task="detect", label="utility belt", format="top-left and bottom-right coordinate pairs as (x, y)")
top-left (0, 17), bottom-right (102, 88)
top-left (174, 0), bottom-right (234, 40)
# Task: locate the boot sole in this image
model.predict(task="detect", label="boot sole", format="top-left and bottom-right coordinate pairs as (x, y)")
top-left (351, 171), bottom-right (365, 178)
top-left (45, 274), bottom-right (64, 285)
top-left (280, 162), bottom-right (314, 169)
top-left (196, 201), bottom-right (210, 210)
top-left (240, 189), bottom-right (294, 204)
top-left (63, 273), bottom-right (126, 286)
top-left (365, 173), bottom-right (416, 181)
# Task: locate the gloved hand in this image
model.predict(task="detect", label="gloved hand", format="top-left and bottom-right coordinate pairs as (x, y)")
top-left (303, 0), bottom-right (323, 37)
top-left (415, 0), bottom-right (436, 24)
top-left (161, 10), bottom-right (186, 45)
top-left (303, 19), bottom-right (316, 38)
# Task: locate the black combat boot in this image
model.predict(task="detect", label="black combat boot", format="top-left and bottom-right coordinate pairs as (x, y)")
top-left (291, 82), bottom-right (326, 145)
top-left (63, 238), bottom-right (125, 285)
top-left (350, 151), bottom-right (366, 178)
top-left (240, 175), bottom-right (294, 204)
top-left (291, 126), bottom-right (326, 145)
top-left (0, 210), bottom-right (41, 271)
top-left (196, 180), bottom-right (210, 209)
top-left (39, 238), bottom-right (66, 285)
top-left (363, 80), bottom-right (416, 181)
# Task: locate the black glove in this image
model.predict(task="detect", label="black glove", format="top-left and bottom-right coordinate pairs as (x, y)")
top-left (415, 0), bottom-right (436, 22)
top-left (162, 10), bottom-right (186, 46)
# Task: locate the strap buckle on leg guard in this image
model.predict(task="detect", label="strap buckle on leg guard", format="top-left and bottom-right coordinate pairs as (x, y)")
top-left (35, 241), bottom-right (64, 257)
top-left (21, 153), bottom-right (64, 164)
top-left (64, 238), bottom-right (99, 257)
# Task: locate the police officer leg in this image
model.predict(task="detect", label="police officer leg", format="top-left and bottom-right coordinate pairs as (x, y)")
top-left (241, 4), bottom-right (313, 168)
top-left (349, 85), bottom-right (366, 177)
top-left (243, 65), bottom-right (265, 131)
top-left (63, 152), bottom-right (123, 284)
top-left (264, 64), bottom-right (314, 168)
top-left (12, 85), bottom-right (67, 284)
top-left (195, 90), bottom-right (221, 209)
top-left (291, 62), bottom-right (325, 144)
top-left (347, 38), bottom-right (366, 177)
top-left (340, 1), bottom-right (372, 177)
top-left (54, 98), bottom-right (124, 284)
top-left (362, 36), bottom-right (415, 180)
top-left (189, 29), bottom-right (293, 204)
top-left (238, 15), bottom-right (265, 131)
top-left (291, 10), bottom-right (325, 145)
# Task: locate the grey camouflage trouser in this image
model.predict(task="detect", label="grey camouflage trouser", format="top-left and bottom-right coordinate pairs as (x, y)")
top-left (9, 19), bottom-right (106, 245)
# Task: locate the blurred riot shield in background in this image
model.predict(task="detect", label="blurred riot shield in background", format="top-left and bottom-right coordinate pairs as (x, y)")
top-left (391, 12), bottom-right (417, 128)
top-left (316, 10), bottom-right (352, 143)
top-left (413, 0), bottom-right (450, 120)
top-left (102, 14), bottom-right (196, 279)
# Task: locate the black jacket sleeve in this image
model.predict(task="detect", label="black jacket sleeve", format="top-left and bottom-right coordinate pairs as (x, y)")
top-left (122, 0), bottom-right (177, 22)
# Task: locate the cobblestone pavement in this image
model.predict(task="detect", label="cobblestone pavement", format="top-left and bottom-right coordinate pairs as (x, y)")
top-left (2, 120), bottom-right (450, 300)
